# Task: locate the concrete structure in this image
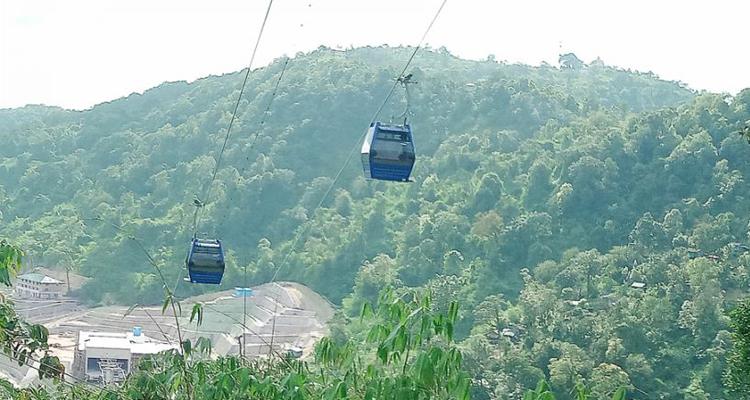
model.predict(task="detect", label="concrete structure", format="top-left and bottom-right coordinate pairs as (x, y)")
top-left (14, 273), bottom-right (65, 299)
top-left (72, 329), bottom-right (177, 384)
top-left (0, 283), bottom-right (332, 388)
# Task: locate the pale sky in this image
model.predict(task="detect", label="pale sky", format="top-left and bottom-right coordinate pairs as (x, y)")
top-left (1, 0), bottom-right (748, 110)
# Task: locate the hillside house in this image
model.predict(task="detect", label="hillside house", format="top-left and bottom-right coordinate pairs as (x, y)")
top-left (14, 273), bottom-right (65, 299)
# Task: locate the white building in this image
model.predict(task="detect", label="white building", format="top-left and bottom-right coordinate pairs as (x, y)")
top-left (72, 329), bottom-right (177, 384)
top-left (14, 273), bottom-right (65, 299)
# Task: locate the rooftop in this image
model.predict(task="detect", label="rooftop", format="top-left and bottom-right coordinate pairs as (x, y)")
top-left (17, 273), bottom-right (62, 284)
top-left (78, 331), bottom-right (176, 354)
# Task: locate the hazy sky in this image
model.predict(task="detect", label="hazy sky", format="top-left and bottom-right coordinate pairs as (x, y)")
top-left (1, 0), bottom-right (749, 110)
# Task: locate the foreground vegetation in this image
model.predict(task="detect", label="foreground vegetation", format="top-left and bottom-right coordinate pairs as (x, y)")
top-left (1, 241), bottom-right (627, 399)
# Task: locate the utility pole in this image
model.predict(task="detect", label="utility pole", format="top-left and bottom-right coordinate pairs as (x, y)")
top-left (241, 262), bottom-right (247, 360)
top-left (66, 266), bottom-right (71, 294)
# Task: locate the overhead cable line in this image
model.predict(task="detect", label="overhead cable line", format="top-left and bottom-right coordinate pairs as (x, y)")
top-left (176, 57), bottom-right (290, 298)
top-left (265, 0), bottom-right (450, 356)
top-left (267, 0), bottom-right (449, 287)
top-left (192, 0), bottom-right (277, 237)
top-left (63, 0), bottom-right (288, 377)
top-left (179, 0), bottom-right (289, 357)
top-left (246, 57), bottom-right (290, 159)
top-left (200, 302), bottom-right (295, 363)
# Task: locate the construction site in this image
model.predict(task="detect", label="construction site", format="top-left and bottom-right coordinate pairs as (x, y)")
top-left (0, 273), bottom-right (335, 387)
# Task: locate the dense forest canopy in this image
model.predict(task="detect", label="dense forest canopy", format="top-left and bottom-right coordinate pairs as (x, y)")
top-left (0, 46), bottom-right (695, 302)
top-left (3, 45), bottom-right (750, 398)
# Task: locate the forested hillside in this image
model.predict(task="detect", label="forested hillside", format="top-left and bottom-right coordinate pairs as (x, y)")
top-left (3, 45), bottom-right (750, 397)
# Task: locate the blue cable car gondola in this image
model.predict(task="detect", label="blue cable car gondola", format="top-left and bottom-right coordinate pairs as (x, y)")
top-left (186, 238), bottom-right (225, 284)
top-left (361, 122), bottom-right (415, 182)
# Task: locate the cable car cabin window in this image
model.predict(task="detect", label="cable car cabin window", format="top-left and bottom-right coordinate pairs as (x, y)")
top-left (375, 131), bottom-right (409, 142)
top-left (189, 251), bottom-right (223, 268)
top-left (371, 138), bottom-right (414, 166)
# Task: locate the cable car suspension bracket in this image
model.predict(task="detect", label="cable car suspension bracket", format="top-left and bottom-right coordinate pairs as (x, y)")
top-left (393, 73), bottom-right (417, 125)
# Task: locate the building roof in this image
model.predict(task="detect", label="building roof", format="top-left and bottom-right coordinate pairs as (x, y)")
top-left (131, 342), bottom-right (175, 355)
top-left (18, 273), bottom-right (62, 284)
top-left (33, 266), bottom-right (89, 290)
top-left (78, 331), bottom-right (177, 354)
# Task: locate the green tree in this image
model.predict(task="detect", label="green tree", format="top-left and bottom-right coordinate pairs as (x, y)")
top-left (724, 298), bottom-right (750, 396)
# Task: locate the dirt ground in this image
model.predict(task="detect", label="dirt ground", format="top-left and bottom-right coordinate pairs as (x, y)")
top-left (34, 281), bottom-right (336, 383)
top-left (47, 334), bottom-right (76, 367)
